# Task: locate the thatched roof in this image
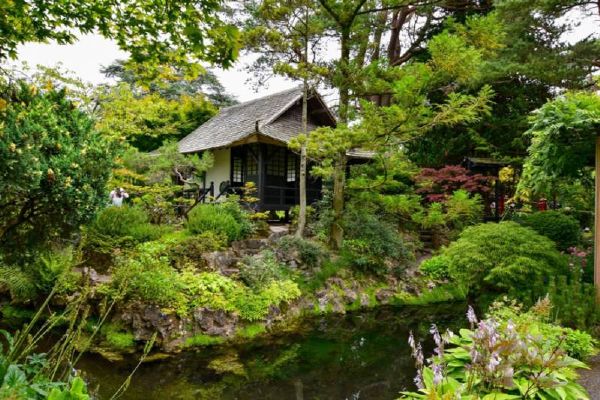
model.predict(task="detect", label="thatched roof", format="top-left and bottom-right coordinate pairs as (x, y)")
top-left (179, 87), bottom-right (336, 154)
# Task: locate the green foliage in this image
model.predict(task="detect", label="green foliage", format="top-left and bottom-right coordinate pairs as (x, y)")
top-left (393, 284), bottom-right (468, 306)
top-left (519, 92), bottom-right (600, 197)
top-left (106, 243), bottom-right (301, 319)
top-left (0, 305), bottom-right (34, 327)
top-left (0, 329), bottom-right (90, 400)
top-left (109, 253), bottom-right (187, 314)
top-left (166, 231), bottom-right (227, 269)
top-left (518, 211), bottom-right (580, 251)
top-left (340, 206), bottom-right (411, 275)
top-left (0, 80), bottom-right (115, 256)
top-left (443, 190), bottom-right (484, 232)
top-left (186, 203), bottom-right (251, 243)
top-left (427, 222), bottom-right (567, 301)
top-left (1, 0), bottom-right (239, 77)
top-left (0, 266), bottom-right (38, 302)
top-left (233, 280), bottom-right (301, 321)
top-left (547, 266), bottom-right (600, 330)
top-left (276, 235), bottom-right (328, 269)
top-left (487, 298), bottom-right (597, 361)
top-left (239, 251), bottom-right (285, 290)
top-left (419, 256), bottom-right (451, 281)
top-left (101, 323), bottom-right (136, 350)
top-left (0, 247), bottom-right (80, 302)
top-left (236, 323), bottom-right (267, 339)
top-left (402, 300), bottom-right (592, 399)
top-left (97, 84), bottom-right (217, 151)
top-left (101, 60), bottom-right (237, 107)
top-left (88, 206), bottom-right (169, 248)
top-left (47, 378), bottom-right (89, 400)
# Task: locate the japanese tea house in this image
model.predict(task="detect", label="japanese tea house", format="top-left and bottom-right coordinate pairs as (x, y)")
top-left (178, 87), bottom-right (338, 211)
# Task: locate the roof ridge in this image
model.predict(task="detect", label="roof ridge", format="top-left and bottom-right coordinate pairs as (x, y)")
top-left (220, 86), bottom-right (302, 112)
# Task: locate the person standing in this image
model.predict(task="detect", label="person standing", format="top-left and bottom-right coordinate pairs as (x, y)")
top-left (109, 187), bottom-right (129, 207)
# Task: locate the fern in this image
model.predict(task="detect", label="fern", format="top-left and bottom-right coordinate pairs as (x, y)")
top-left (0, 266), bottom-right (37, 302)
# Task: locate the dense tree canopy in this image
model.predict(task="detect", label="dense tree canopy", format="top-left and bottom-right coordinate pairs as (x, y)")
top-left (0, 0), bottom-right (240, 78)
top-left (0, 80), bottom-right (116, 255)
top-left (101, 59), bottom-right (238, 107)
top-left (96, 84), bottom-right (217, 151)
top-left (518, 91), bottom-right (600, 196)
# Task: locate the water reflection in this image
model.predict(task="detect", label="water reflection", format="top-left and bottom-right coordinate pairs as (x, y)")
top-left (78, 303), bottom-right (465, 400)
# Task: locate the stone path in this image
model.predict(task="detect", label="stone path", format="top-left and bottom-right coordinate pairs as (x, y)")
top-left (579, 354), bottom-right (600, 398)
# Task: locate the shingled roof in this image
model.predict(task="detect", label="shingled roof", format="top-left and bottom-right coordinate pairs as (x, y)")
top-left (179, 87), bottom-right (335, 154)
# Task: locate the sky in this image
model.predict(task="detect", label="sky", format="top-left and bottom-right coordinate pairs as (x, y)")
top-left (16, 35), bottom-right (296, 103)
top-left (14, 8), bottom-right (599, 104)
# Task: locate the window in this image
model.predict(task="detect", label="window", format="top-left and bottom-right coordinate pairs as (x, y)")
top-left (287, 155), bottom-right (296, 182)
top-left (266, 148), bottom-right (285, 176)
top-left (232, 156), bottom-right (242, 183)
top-left (247, 154), bottom-right (258, 177)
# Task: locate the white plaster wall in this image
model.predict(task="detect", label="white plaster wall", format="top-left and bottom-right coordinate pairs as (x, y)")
top-left (205, 148), bottom-right (231, 196)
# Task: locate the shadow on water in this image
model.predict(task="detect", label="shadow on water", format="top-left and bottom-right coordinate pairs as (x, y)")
top-left (77, 302), bottom-right (467, 400)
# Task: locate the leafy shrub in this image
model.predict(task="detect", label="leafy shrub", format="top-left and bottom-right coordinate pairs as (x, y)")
top-left (487, 298), bottom-right (597, 360)
top-left (0, 247), bottom-right (80, 301)
top-left (166, 231), bottom-right (227, 269)
top-left (419, 255), bottom-right (450, 281)
top-left (340, 207), bottom-right (412, 275)
top-left (109, 253), bottom-right (187, 313)
top-left (0, 305), bottom-right (34, 327)
top-left (0, 266), bottom-right (38, 302)
top-left (219, 197), bottom-right (254, 237)
top-left (0, 329), bottom-right (90, 399)
top-left (186, 204), bottom-right (246, 243)
top-left (276, 235), bottom-right (328, 268)
top-left (232, 280), bottom-right (301, 321)
top-left (238, 251), bottom-right (285, 289)
top-left (444, 190), bottom-right (484, 232)
top-left (183, 271), bottom-right (301, 321)
top-left (88, 205), bottom-right (168, 247)
top-left (547, 266), bottom-right (600, 330)
top-left (518, 210), bottom-right (580, 251)
top-left (428, 222), bottom-right (567, 300)
top-left (415, 165), bottom-right (491, 202)
top-left (402, 301), bottom-right (592, 400)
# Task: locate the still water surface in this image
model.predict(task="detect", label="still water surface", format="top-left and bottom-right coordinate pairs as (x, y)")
top-left (78, 303), bottom-right (466, 400)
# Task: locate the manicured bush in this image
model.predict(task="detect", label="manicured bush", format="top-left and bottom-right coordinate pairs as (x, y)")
top-left (89, 205), bottom-right (167, 244)
top-left (186, 204), bottom-right (246, 243)
top-left (518, 210), bottom-right (580, 251)
top-left (427, 222), bottom-right (567, 300)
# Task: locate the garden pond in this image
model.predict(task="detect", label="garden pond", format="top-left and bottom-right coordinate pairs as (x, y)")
top-left (77, 303), bottom-right (466, 400)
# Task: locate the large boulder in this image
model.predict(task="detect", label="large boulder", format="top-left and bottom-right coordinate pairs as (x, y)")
top-left (192, 307), bottom-right (238, 337)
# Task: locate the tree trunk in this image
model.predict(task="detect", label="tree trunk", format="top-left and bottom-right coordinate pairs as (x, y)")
top-left (296, 3), bottom-right (310, 238)
top-left (330, 154), bottom-right (346, 249)
top-left (296, 79), bottom-right (309, 238)
top-left (329, 28), bottom-right (350, 250)
top-left (595, 135), bottom-right (600, 302)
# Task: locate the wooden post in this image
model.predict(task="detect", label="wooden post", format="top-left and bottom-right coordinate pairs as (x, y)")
top-left (595, 135), bottom-right (600, 303)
